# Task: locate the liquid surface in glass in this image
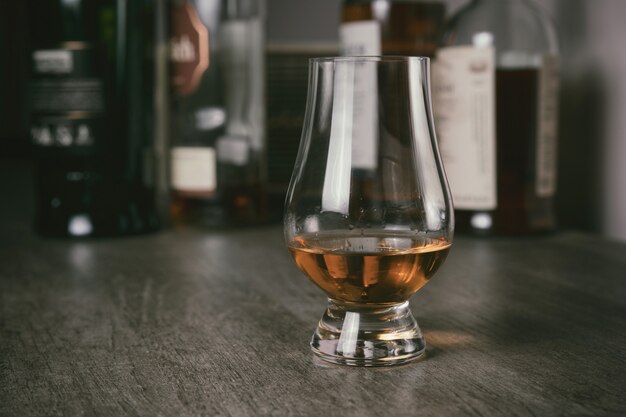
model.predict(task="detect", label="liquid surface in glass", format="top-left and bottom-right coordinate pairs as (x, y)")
top-left (289, 231), bottom-right (451, 304)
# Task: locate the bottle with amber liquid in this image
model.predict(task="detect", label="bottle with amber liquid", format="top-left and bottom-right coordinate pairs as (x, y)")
top-left (340, 0), bottom-right (446, 57)
top-left (28, 0), bottom-right (166, 237)
top-left (432, 0), bottom-right (560, 235)
top-left (169, 0), bottom-right (267, 227)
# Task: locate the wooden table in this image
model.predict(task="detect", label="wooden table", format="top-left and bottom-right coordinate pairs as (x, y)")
top-left (1, 160), bottom-right (625, 416)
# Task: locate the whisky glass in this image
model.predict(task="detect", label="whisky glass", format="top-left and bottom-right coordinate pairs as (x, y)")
top-left (284, 57), bottom-right (454, 366)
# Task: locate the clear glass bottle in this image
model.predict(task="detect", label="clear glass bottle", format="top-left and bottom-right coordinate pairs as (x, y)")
top-left (432, 0), bottom-right (560, 235)
top-left (340, 0), bottom-right (446, 57)
top-left (169, 0), bottom-right (267, 227)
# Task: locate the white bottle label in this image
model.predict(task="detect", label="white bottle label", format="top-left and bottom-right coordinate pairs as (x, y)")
top-left (340, 21), bottom-right (381, 171)
top-left (217, 135), bottom-right (249, 166)
top-left (33, 50), bottom-right (73, 74)
top-left (536, 55), bottom-right (560, 197)
top-left (220, 18), bottom-right (265, 152)
top-left (171, 147), bottom-right (216, 192)
top-left (432, 46), bottom-right (497, 210)
top-left (340, 21), bottom-right (381, 56)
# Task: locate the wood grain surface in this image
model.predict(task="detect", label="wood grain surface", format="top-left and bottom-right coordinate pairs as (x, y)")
top-left (1, 160), bottom-right (625, 417)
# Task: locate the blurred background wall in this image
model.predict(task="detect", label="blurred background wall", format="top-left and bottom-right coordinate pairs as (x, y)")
top-left (2, 0), bottom-right (625, 241)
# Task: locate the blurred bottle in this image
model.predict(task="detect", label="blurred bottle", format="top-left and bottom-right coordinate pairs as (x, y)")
top-left (28, 0), bottom-right (166, 237)
top-left (339, 0), bottom-right (445, 201)
top-left (0, 2), bottom-right (30, 156)
top-left (169, 0), bottom-right (267, 227)
top-left (340, 0), bottom-right (446, 57)
top-left (432, 0), bottom-right (560, 235)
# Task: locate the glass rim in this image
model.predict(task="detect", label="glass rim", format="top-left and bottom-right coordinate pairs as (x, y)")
top-left (309, 56), bottom-right (430, 64)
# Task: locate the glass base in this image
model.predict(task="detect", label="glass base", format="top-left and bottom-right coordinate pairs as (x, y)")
top-left (311, 299), bottom-right (425, 367)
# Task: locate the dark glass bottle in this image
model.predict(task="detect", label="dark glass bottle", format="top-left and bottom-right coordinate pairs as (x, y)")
top-left (340, 0), bottom-right (446, 57)
top-left (28, 0), bottom-right (165, 237)
top-left (432, 0), bottom-right (560, 235)
top-left (169, 0), bottom-right (268, 228)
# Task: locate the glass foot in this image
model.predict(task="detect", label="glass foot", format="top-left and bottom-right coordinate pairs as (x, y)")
top-left (311, 299), bottom-right (425, 366)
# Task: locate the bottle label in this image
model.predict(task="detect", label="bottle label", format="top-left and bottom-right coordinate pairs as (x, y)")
top-left (29, 45), bottom-right (105, 150)
top-left (33, 50), bottom-right (73, 73)
top-left (171, 147), bottom-right (217, 193)
top-left (170, 1), bottom-right (209, 96)
top-left (217, 136), bottom-right (250, 166)
top-left (220, 18), bottom-right (265, 152)
top-left (536, 55), bottom-right (559, 197)
top-left (432, 46), bottom-right (497, 210)
top-left (340, 21), bottom-right (381, 56)
top-left (340, 21), bottom-right (381, 171)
